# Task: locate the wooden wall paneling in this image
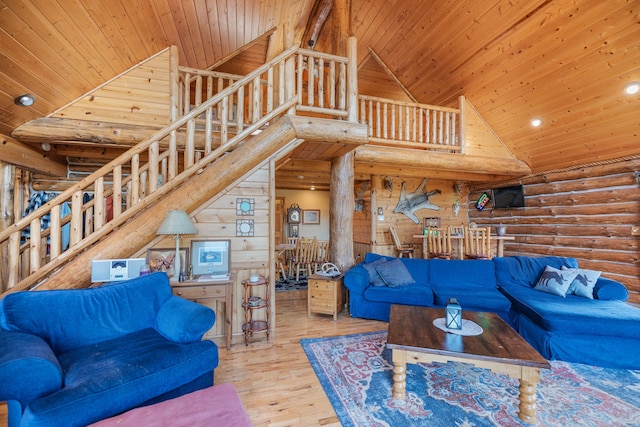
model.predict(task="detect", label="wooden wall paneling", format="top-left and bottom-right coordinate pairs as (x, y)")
top-left (462, 98), bottom-right (517, 160)
top-left (469, 159), bottom-right (640, 304)
top-left (49, 49), bottom-right (172, 127)
top-left (190, 165), bottom-right (272, 339)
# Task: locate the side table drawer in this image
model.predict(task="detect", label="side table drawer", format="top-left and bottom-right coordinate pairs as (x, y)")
top-left (310, 287), bottom-right (334, 300)
top-left (309, 300), bottom-right (335, 314)
top-left (173, 285), bottom-right (226, 300)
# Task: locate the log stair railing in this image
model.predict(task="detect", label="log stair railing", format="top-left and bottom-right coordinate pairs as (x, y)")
top-left (0, 44), bottom-right (356, 294)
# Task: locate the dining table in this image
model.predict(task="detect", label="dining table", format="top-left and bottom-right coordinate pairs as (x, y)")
top-left (275, 243), bottom-right (296, 280)
top-left (412, 233), bottom-right (515, 259)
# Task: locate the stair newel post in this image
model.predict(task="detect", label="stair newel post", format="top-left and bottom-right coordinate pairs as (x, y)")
top-left (186, 119), bottom-right (196, 169)
top-left (220, 96), bottom-right (229, 145)
top-left (458, 95), bottom-right (466, 154)
top-left (8, 232), bottom-right (19, 289)
top-left (347, 37), bottom-right (358, 122)
top-left (113, 165), bottom-right (123, 218)
top-left (148, 141), bottom-right (159, 193)
top-left (284, 23), bottom-right (296, 115)
top-left (252, 75), bottom-right (261, 125)
top-left (69, 191), bottom-right (83, 247)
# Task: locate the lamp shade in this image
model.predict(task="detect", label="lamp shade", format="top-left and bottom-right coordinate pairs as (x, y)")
top-left (157, 210), bottom-right (197, 236)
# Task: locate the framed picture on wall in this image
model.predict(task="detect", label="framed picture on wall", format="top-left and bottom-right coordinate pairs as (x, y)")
top-left (190, 239), bottom-right (230, 277)
top-left (146, 247), bottom-right (189, 279)
top-left (303, 209), bottom-right (320, 224)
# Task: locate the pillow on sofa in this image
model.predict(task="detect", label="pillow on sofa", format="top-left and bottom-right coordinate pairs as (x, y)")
top-left (375, 258), bottom-right (415, 287)
top-left (561, 266), bottom-right (600, 299)
top-left (362, 258), bottom-right (388, 287)
top-left (533, 265), bottom-right (578, 297)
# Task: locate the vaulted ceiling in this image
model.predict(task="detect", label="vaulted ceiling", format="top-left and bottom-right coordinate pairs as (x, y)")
top-left (1, 0), bottom-right (638, 183)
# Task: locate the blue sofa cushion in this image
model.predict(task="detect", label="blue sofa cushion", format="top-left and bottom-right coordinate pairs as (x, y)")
top-left (0, 273), bottom-right (172, 354)
top-left (499, 284), bottom-right (640, 338)
top-left (22, 328), bottom-right (218, 427)
top-left (594, 278), bottom-right (629, 301)
top-left (361, 258), bottom-right (387, 287)
top-left (364, 284), bottom-right (434, 306)
top-left (532, 265), bottom-right (578, 297)
top-left (561, 266), bottom-right (600, 299)
top-left (493, 256), bottom-right (578, 288)
top-left (376, 258), bottom-right (415, 287)
top-left (431, 285), bottom-right (511, 313)
top-left (428, 259), bottom-right (496, 288)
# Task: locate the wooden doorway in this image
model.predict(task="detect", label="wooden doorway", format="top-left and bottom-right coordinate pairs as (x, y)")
top-left (275, 197), bottom-right (286, 244)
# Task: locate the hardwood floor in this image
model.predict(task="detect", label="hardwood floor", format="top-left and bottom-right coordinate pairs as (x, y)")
top-left (0, 290), bottom-right (388, 426)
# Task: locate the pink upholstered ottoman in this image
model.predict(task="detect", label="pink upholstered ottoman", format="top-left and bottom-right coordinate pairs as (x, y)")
top-left (90, 383), bottom-right (253, 426)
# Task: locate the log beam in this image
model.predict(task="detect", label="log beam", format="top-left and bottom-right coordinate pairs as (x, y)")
top-left (355, 145), bottom-right (531, 177)
top-left (0, 133), bottom-right (67, 177)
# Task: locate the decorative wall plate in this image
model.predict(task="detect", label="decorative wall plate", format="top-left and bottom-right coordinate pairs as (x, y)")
top-left (236, 219), bottom-right (254, 237)
top-left (236, 198), bottom-right (254, 216)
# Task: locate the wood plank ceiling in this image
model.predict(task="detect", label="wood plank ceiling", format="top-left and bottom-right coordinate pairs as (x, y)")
top-left (0, 0), bottom-right (638, 190)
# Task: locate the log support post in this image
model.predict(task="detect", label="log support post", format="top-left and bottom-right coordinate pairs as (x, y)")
top-left (330, 152), bottom-right (354, 272)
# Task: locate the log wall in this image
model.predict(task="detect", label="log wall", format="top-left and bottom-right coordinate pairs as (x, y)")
top-left (469, 158), bottom-right (640, 304)
top-left (353, 176), bottom-right (469, 258)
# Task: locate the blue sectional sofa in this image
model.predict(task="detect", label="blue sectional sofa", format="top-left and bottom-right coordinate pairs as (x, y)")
top-left (345, 253), bottom-right (640, 370)
top-left (0, 272), bottom-right (219, 427)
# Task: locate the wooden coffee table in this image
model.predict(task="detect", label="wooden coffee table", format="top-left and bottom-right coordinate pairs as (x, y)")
top-left (386, 304), bottom-right (550, 424)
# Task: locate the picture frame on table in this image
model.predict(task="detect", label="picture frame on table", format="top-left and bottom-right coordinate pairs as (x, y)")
top-left (190, 239), bottom-right (230, 277)
top-left (302, 209), bottom-right (320, 224)
top-left (146, 247), bottom-right (189, 279)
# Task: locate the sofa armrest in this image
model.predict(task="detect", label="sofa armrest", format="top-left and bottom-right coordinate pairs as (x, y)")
top-left (344, 265), bottom-right (370, 295)
top-left (594, 277), bottom-right (629, 301)
top-left (0, 329), bottom-right (63, 404)
top-left (156, 296), bottom-right (216, 343)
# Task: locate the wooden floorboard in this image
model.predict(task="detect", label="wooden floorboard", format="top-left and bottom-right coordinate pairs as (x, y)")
top-left (0, 290), bottom-right (388, 426)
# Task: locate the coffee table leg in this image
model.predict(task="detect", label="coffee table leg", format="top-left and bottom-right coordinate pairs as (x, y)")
top-left (518, 368), bottom-right (540, 424)
top-left (391, 349), bottom-right (407, 399)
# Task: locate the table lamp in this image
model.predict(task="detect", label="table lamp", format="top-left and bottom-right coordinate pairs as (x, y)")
top-left (157, 210), bottom-right (197, 281)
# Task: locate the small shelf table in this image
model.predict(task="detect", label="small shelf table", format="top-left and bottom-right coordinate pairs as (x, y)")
top-left (241, 277), bottom-right (270, 345)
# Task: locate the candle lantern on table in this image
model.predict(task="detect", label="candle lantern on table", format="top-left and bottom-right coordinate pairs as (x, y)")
top-left (446, 298), bottom-right (462, 330)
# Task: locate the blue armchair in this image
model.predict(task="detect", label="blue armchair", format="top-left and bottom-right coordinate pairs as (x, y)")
top-left (0, 272), bottom-right (219, 427)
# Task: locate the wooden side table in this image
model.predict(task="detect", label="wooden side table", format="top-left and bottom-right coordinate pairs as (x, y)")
top-left (241, 277), bottom-right (270, 345)
top-left (307, 273), bottom-right (345, 321)
top-left (171, 276), bottom-right (234, 349)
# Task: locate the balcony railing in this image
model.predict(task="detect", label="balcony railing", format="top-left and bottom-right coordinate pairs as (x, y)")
top-left (358, 95), bottom-right (463, 152)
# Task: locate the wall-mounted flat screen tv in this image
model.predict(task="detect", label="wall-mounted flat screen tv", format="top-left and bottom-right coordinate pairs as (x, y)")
top-left (492, 185), bottom-right (525, 209)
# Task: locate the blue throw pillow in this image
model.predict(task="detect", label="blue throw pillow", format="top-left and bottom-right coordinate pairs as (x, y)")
top-left (362, 258), bottom-right (387, 287)
top-left (533, 265), bottom-right (578, 297)
top-left (375, 258), bottom-right (415, 287)
top-left (561, 266), bottom-right (600, 299)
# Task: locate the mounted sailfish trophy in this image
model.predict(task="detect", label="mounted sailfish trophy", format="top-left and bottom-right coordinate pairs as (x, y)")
top-left (393, 179), bottom-right (441, 224)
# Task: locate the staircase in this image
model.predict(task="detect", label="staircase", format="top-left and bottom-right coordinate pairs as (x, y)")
top-left (0, 44), bottom-right (360, 294)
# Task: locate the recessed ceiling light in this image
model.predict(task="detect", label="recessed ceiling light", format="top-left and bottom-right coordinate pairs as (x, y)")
top-left (624, 82), bottom-right (640, 95)
top-left (530, 118), bottom-right (542, 127)
top-left (14, 94), bottom-right (36, 107)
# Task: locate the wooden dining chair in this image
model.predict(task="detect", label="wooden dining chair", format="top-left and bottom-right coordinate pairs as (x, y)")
top-left (293, 237), bottom-right (317, 281)
top-left (448, 224), bottom-right (465, 259)
top-left (312, 240), bottom-right (330, 272)
top-left (389, 226), bottom-right (414, 258)
top-left (464, 226), bottom-right (492, 259)
top-left (427, 227), bottom-right (452, 259)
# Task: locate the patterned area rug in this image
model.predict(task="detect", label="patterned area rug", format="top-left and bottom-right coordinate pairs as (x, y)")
top-left (301, 330), bottom-right (640, 427)
top-left (275, 275), bottom-right (307, 291)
